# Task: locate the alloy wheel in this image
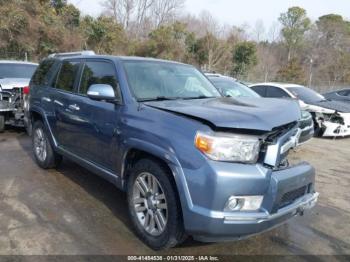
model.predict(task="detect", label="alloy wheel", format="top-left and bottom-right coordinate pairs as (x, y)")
top-left (34, 128), bottom-right (47, 162)
top-left (133, 172), bottom-right (168, 236)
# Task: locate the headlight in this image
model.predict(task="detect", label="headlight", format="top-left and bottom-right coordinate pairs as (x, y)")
top-left (195, 131), bottom-right (261, 163)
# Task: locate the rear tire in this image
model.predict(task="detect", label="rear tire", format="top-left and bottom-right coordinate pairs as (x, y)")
top-left (127, 158), bottom-right (186, 250)
top-left (32, 121), bottom-right (62, 169)
top-left (0, 114), bottom-right (4, 133)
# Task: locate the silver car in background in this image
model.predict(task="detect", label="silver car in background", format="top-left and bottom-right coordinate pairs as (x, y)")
top-left (0, 61), bottom-right (38, 133)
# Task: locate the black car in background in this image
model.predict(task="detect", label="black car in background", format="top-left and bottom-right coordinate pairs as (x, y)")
top-left (324, 89), bottom-right (350, 103)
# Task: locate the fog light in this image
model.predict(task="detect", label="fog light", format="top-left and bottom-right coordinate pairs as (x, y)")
top-left (225, 197), bottom-right (244, 211)
top-left (224, 196), bottom-right (263, 212)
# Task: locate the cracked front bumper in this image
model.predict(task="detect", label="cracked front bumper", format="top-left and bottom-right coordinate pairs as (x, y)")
top-left (192, 193), bottom-right (318, 243)
top-left (181, 160), bottom-right (317, 242)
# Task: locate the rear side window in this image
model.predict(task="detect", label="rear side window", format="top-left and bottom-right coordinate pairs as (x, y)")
top-left (55, 61), bottom-right (80, 92)
top-left (31, 60), bottom-right (55, 85)
top-left (79, 61), bottom-right (118, 95)
top-left (251, 85), bottom-right (267, 96)
top-left (266, 86), bottom-right (290, 98)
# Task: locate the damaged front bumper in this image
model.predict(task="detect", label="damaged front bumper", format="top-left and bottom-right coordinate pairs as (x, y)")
top-left (321, 112), bottom-right (350, 137)
top-left (0, 90), bottom-right (25, 127)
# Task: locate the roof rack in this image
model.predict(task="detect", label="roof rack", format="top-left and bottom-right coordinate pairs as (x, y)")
top-left (48, 50), bottom-right (96, 58)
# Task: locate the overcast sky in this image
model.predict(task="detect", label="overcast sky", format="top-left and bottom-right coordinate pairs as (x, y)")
top-left (69, 0), bottom-right (350, 30)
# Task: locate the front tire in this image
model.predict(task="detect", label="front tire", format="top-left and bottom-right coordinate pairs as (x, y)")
top-left (32, 121), bottom-right (62, 169)
top-left (127, 158), bottom-right (186, 250)
top-left (0, 114), bottom-right (4, 133)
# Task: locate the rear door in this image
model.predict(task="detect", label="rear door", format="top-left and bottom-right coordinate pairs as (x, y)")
top-left (67, 59), bottom-right (122, 171)
top-left (51, 59), bottom-right (82, 150)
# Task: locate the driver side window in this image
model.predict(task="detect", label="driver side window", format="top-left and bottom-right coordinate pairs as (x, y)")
top-left (79, 61), bottom-right (120, 99)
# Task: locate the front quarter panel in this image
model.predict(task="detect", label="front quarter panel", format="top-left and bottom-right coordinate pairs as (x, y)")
top-left (118, 103), bottom-right (211, 211)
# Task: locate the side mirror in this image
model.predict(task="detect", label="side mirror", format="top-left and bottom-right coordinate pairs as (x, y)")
top-left (87, 84), bottom-right (116, 102)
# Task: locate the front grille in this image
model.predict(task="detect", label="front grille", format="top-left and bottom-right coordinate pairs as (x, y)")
top-left (279, 186), bottom-right (307, 208)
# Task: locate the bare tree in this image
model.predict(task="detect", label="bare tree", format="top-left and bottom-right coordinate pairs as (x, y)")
top-left (197, 11), bottom-right (231, 72)
top-left (252, 19), bottom-right (265, 42)
top-left (102, 0), bottom-right (183, 36)
top-left (152, 0), bottom-right (184, 28)
top-left (102, 0), bottom-right (135, 29)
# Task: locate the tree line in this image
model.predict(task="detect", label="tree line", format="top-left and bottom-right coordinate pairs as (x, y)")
top-left (1, 0), bottom-right (350, 90)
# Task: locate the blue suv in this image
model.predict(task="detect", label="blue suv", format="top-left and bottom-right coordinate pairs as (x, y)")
top-left (29, 51), bottom-right (318, 250)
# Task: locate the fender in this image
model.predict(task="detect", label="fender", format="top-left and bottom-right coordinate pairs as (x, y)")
top-left (121, 137), bottom-right (195, 212)
top-left (29, 105), bottom-right (58, 148)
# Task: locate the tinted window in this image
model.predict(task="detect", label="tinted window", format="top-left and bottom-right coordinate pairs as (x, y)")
top-left (123, 61), bottom-right (220, 101)
top-left (31, 60), bottom-right (55, 85)
top-left (210, 78), bottom-right (260, 98)
top-left (251, 86), bottom-right (267, 96)
top-left (266, 86), bottom-right (290, 98)
top-left (79, 61), bottom-right (119, 95)
top-left (287, 86), bottom-right (325, 103)
top-left (55, 61), bottom-right (80, 92)
top-left (0, 63), bottom-right (37, 79)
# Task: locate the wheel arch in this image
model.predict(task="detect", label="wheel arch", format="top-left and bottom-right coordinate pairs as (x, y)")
top-left (121, 145), bottom-right (188, 222)
top-left (29, 107), bottom-right (58, 147)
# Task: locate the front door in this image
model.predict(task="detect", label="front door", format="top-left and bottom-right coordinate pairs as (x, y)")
top-left (67, 60), bottom-right (122, 171)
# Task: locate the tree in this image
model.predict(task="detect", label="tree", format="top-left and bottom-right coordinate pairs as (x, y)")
top-left (101, 0), bottom-right (136, 30)
top-left (135, 22), bottom-right (190, 61)
top-left (102, 0), bottom-right (184, 37)
top-left (232, 41), bottom-right (257, 78)
top-left (279, 6), bottom-right (311, 61)
top-left (275, 58), bottom-right (306, 83)
top-left (51, 0), bottom-right (67, 13)
top-left (61, 4), bottom-right (81, 28)
top-left (80, 15), bottom-right (127, 54)
top-left (152, 0), bottom-right (185, 28)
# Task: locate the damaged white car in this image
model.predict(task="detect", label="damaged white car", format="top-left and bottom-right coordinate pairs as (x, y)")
top-left (0, 61), bottom-right (38, 133)
top-left (250, 83), bottom-right (350, 137)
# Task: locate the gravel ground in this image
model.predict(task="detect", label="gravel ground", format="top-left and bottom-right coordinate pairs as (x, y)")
top-left (0, 129), bottom-right (349, 256)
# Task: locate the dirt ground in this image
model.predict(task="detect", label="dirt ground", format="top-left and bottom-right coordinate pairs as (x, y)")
top-left (0, 128), bottom-right (349, 256)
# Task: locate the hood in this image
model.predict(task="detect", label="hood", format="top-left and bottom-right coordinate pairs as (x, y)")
top-left (308, 100), bottom-right (350, 113)
top-left (144, 97), bottom-right (301, 132)
top-left (0, 78), bottom-right (30, 90)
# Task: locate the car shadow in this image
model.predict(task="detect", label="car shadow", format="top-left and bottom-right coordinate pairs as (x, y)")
top-left (15, 132), bottom-right (212, 249)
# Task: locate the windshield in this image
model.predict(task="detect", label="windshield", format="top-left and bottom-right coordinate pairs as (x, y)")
top-left (210, 78), bottom-right (260, 98)
top-left (123, 61), bottom-right (221, 101)
top-left (287, 86), bottom-right (326, 103)
top-left (0, 64), bottom-right (37, 79)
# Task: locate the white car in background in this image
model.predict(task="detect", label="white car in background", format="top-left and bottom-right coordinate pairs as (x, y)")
top-left (250, 83), bottom-right (350, 137)
top-left (0, 61), bottom-right (38, 133)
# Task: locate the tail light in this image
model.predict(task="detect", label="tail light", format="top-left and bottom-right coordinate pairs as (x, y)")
top-left (23, 86), bottom-right (30, 95)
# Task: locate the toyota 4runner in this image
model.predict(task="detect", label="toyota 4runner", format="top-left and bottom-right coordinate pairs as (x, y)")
top-left (29, 51), bottom-right (318, 250)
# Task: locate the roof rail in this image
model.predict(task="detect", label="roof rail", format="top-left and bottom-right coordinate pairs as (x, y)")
top-left (48, 50), bottom-right (96, 58)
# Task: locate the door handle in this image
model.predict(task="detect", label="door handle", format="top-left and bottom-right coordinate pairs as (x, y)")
top-left (68, 104), bottom-right (80, 111)
top-left (42, 97), bottom-right (51, 102)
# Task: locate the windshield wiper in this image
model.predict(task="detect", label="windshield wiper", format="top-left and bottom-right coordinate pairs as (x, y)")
top-left (182, 96), bottom-right (217, 100)
top-left (137, 96), bottom-right (179, 102)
